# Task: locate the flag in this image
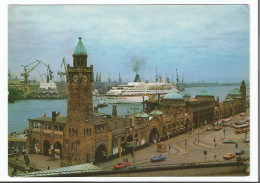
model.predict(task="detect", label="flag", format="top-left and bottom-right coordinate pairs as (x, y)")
top-left (56, 111), bottom-right (61, 117)
top-left (42, 113), bottom-right (46, 118)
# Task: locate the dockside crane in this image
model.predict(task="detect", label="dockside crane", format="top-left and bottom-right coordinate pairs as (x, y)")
top-left (57, 57), bottom-right (67, 82)
top-left (39, 61), bottom-right (54, 83)
top-left (8, 70), bottom-right (17, 80)
top-left (21, 60), bottom-right (41, 93)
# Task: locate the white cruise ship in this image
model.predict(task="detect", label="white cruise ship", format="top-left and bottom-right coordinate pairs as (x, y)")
top-left (104, 81), bottom-right (179, 103)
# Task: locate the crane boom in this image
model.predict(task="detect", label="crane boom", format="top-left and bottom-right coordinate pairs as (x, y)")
top-left (20, 60), bottom-right (41, 93)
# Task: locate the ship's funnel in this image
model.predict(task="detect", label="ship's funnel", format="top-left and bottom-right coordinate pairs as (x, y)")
top-left (134, 73), bottom-right (141, 82)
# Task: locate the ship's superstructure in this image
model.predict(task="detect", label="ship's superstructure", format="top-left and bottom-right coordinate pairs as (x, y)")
top-left (104, 76), bottom-right (179, 103)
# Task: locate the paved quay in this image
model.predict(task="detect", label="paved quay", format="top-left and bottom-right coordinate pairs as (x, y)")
top-left (9, 109), bottom-right (249, 176)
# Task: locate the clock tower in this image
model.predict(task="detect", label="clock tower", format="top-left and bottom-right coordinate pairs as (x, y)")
top-left (62, 37), bottom-right (95, 166)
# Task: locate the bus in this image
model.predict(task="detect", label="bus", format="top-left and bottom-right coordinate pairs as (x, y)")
top-left (234, 124), bottom-right (249, 134)
top-left (213, 122), bottom-right (223, 131)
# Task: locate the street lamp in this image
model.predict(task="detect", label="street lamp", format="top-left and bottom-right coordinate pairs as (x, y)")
top-left (204, 150), bottom-right (207, 162)
top-left (185, 140), bottom-right (187, 152)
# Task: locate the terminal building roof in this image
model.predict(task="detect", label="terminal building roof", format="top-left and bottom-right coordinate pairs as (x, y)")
top-left (149, 110), bottom-right (163, 115)
top-left (196, 90), bottom-right (214, 96)
top-left (228, 88), bottom-right (241, 95)
top-left (27, 117), bottom-right (67, 124)
top-left (135, 112), bottom-right (149, 118)
top-left (163, 92), bottom-right (183, 99)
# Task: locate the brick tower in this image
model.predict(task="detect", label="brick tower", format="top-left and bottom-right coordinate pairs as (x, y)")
top-left (62, 37), bottom-right (95, 166)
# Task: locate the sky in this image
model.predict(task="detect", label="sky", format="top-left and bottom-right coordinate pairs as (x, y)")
top-left (8, 5), bottom-right (249, 83)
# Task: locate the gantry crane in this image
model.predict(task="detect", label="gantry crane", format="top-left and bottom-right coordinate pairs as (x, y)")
top-left (57, 57), bottom-right (67, 82)
top-left (21, 60), bottom-right (41, 93)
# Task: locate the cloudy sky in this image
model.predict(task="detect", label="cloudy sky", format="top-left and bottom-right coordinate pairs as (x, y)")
top-left (8, 5), bottom-right (249, 83)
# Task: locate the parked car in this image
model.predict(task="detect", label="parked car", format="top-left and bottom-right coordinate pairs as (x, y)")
top-left (151, 154), bottom-right (166, 162)
top-left (235, 149), bottom-right (244, 155)
top-left (222, 139), bottom-right (235, 144)
top-left (240, 113), bottom-right (245, 116)
top-left (222, 119), bottom-right (232, 127)
top-left (223, 153), bottom-right (235, 160)
top-left (114, 161), bottom-right (131, 169)
top-left (206, 127), bottom-right (212, 131)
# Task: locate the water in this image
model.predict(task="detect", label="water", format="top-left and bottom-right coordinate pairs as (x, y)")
top-left (8, 85), bottom-right (248, 134)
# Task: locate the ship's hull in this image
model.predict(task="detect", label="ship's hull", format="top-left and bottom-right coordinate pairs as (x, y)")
top-left (104, 95), bottom-right (149, 103)
top-left (104, 94), bottom-right (166, 104)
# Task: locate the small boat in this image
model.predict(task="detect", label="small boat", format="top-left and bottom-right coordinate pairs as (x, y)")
top-left (97, 99), bottom-right (108, 108)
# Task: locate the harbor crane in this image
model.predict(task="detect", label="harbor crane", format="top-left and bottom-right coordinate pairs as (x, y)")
top-left (39, 61), bottom-right (53, 83)
top-left (57, 57), bottom-right (67, 82)
top-left (21, 60), bottom-right (41, 93)
top-left (8, 70), bottom-right (17, 80)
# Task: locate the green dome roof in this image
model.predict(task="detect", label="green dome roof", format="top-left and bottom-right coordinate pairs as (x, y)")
top-left (150, 110), bottom-right (163, 115)
top-left (197, 90), bottom-right (213, 96)
top-left (228, 88), bottom-right (241, 95)
top-left (135, 112), bottom-right (149, 118)
top-left (163, 92), bottom-right (183, 99)
top-left (73, 37), bottom-right (87, 55)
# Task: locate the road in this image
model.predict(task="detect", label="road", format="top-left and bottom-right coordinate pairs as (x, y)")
top-left (96, 109), bottom-right (249, 171)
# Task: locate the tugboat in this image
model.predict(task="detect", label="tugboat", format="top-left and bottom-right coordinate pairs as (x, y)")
top-left (97, 99), bottom-right (108, 108)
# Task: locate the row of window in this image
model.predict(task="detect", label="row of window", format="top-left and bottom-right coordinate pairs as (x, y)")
top-left (84, 128), bottom-right (92, 136)
top-left (33, 122), bottom-right (64, 131)
top-left (95, 125), bottom-right (106, 133)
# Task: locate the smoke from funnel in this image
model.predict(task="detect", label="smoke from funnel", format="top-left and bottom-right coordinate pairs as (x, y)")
top-left (131, 56), bottom-right (145, 73)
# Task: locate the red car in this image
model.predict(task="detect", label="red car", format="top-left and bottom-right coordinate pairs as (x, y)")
top-left (223, 153), bottom-right (235, 160)
top-left (114, 161), bottom-right (130, 169)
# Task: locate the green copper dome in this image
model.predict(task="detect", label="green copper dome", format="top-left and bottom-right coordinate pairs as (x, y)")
top-left (73, 37), bottom-right (87, 55)
top-left (228, 88), bottom-right (241, 95)
top-left (135, 112), bottom-right (149, 118)
top-left (163, 92), bottom-right (183, 99)
top-left (149, 110), bottom-right (163, 115)
top-left (197, 90), bottom-right (213, 96)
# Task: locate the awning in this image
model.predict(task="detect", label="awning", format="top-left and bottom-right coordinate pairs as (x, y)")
top-left (16, 163), bottom-right (102, 177)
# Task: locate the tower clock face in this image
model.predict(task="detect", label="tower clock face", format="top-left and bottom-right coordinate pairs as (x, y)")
top-left (83, 74), bottom-right (88, 82)
top-left (73, 74), bottom-right (78, 82)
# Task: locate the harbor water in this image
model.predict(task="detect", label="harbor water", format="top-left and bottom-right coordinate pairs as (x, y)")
top-left (8, 85), bottom-right (248, 134)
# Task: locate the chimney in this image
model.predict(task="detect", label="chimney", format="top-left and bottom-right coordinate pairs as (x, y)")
top-left (52, 111), bottom-right (56, 122)
top-left (112, 105), bottom-right (117, 117)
